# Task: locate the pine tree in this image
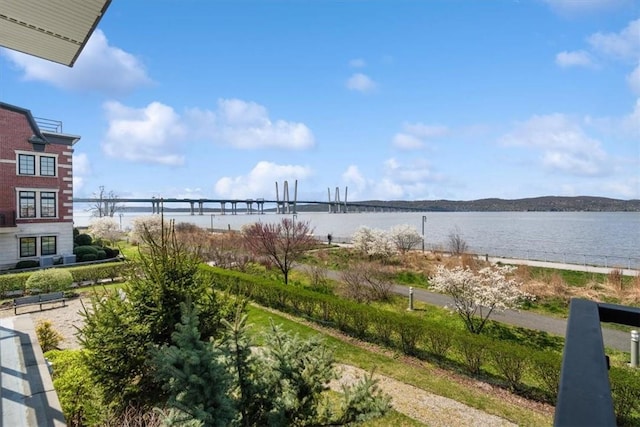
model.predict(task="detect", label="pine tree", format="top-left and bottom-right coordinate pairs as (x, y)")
top-left (152, 303), bottom-right (235, 427)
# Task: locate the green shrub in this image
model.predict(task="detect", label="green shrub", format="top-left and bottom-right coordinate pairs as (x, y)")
top-left (15, 260), bottom-right (39, 270)
top-left (530, 350), bottom-right (561, 401)
top-left (455, 332), bottom-right (490, 375)
top-left (0, 272), bottom-right (30, 296)
top-left (610, 366), bottom-right (640, 426)
top-left (82, 254), bottom-right (98, 262)
top-left (489, 342), bottom-right (529, 391)
top-left (96, 250), bottom-right (107, 260)
top-left (423, 322), bottom-right (454, 359)
top-left (36, 320), bottom-right (64, 352)
top-left (103, 247), bottom-right (119, 258)
top-left (25, 269), bottom-right (73, 293)
top-left (73, 245), bottom-right (99, 261)
top-left (46, 349), bottom-right (104, 426)
top-left (74, 233), bottom-right (93, 246)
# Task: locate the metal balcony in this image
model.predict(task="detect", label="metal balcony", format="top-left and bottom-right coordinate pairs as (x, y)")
top-left (555, 299), bottom-right (640, 426)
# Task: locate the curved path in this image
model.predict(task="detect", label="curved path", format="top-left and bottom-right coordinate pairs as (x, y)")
top-left (311, 266), bottom-right (633, 352)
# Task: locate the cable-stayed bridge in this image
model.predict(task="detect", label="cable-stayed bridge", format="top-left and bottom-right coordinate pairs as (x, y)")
top-left (73, 181), bottom-right (426, 215)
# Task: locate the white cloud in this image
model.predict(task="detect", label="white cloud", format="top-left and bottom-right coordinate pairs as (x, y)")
top-left (72, 153), bottom-right (90, 192)
top-left (346, 73), bottom-right (377, 93)
top-left (2, 30), bottom-right (151, 94)
top-left (349, 58), bottom-right (366, 68)
top-left (214, 161), bottom-right (313, 199)
top-left (501, 114), bottom-right (611, 176)
top-left (627, 63), bottom-right (640, 95)
top-left (186, 99), bottom-right (315, 149)
top-left (392, 122), bottom-right (448, 150)
top-left (588, 19), bottom-right (640, 61)
top-left (101, 98), bottom-right (315, 165)
top-left (555, 50), bottom-right (595, 68)
top-left (102, 101), bottom-right (188, 165)
top-left (342, 165), bottom-right (367, 193)
top-left (341, 158), bottom-right (442, 200)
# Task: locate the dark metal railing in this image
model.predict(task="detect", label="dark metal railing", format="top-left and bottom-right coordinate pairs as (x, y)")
top-left (34, 116), bottom-right (63, 133)
top-left (0, 210), bottom-right (16, 227)
top-left (555, 299), bottom-right (640, 426)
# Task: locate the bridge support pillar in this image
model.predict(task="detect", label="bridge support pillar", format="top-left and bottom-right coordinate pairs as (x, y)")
top-left (220, 202), bottom-right (226, 215)
top-left (189, 202), bottom-right (195, 215)
top-left (198, 201), bottom-right (204, 215)
top-left (231, 202), bottom-right (237, 214)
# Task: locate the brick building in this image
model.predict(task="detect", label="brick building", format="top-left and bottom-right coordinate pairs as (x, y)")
top-left (0, 102), bottom-right (80, 269)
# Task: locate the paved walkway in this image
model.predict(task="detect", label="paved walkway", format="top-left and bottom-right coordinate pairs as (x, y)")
top-left (0, 316), bottom-right (66, 426)
top-left (309, 259), bottom-right (637, 352)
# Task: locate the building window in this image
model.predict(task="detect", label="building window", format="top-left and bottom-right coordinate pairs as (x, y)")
top-left (19, 191), bottom-right (36, 218)
top-left (40, 156), bottom-right (56, 176)
top-left (20, 237), bottom-right (37, 257)
top-left (41, 236), bottom-right (57, 255)
top-left (40, 192), bottom-right (56, 217)
top-left (18, 154), bottom-right (35, 175)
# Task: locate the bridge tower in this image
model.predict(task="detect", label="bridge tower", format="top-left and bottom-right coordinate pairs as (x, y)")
top-left (275, 180), bottom-right (297, 214)
top-left (328, 186), bottom-right (348, 213)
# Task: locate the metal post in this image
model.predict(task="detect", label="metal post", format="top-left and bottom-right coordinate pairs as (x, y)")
top-left (408, 287), bottom-right (414, 311)
top-left (421, 215), bottom-right (426, 253)
top-left (210, 214), bottom-right (214, 231)
top-left (632, 330), bottom-right (639, 368)
top-left (119, 213), bottom-right (123, 230)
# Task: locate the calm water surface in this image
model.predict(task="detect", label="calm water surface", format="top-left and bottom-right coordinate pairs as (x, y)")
top-left (75, 211), bottom-right (640, 268)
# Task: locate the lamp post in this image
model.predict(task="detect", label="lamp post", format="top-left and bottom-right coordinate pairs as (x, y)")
top-left (421, 215), bottom-right (427, 253)
top-left (119, 212), bottom-right (123, 230)
top-left (210, 214), bottom-right (214, 231)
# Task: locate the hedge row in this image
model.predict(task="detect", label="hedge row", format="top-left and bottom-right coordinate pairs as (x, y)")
top-left (200, 265), bottom-right (640, 415)
top-left (0, 262), bottom-right (127, 297)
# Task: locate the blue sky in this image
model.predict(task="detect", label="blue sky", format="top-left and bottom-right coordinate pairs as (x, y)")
top-left (1, 0), bottom-right (638, 202)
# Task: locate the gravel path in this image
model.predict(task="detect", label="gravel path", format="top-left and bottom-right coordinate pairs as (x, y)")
top-left (0, 298), bottom-right (520, 426)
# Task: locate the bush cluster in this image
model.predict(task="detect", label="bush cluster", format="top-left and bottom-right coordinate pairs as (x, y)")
top-left (73, 245), bottom-right (119, 262)
top-left (15, 260), bottom-right (40, 270)
top-left (200, 265), bottom-right (640, 413)
top-left (0, 262), bottom-right (127, 296)
top-left (25, 268), bottom-right (73, 293)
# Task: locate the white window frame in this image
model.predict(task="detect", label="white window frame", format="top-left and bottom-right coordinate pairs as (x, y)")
top-left (15, 151), bottom-right (58, 178)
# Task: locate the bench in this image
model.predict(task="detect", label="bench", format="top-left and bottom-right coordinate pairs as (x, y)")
top-left (13, 292), bottom-right (66, 315)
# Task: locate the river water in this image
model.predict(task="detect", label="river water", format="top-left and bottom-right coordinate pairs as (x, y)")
top-left (74, 210), bottom-right (640, 269)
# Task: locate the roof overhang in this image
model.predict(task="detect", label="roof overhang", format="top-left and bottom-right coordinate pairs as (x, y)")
top-left (0, 0), bottom-right (112, 67)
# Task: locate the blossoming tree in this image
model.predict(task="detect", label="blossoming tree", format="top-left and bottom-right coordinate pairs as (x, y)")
top-left (430, 265), bottom-right (532, 334)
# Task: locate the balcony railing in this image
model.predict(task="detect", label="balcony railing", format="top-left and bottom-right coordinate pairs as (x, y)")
top-left (34, 116), bottom-right (63, 133)
top-left (554, 299), bottom-right (640, 426)
top-left (0, 210), bottom-right (16, 228)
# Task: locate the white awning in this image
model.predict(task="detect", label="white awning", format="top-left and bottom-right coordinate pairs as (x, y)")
top-left (0, 0), bottom-right (111, 67)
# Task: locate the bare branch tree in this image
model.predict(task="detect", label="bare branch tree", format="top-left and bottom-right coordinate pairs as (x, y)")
top-left (241, 218), bottom-right (316, 284)
top-left (90, 186), bottom-right (122, 218)
top-left (448, 226), bottom-right (468, 255)
top-left (340, 263), bottom-right (393, 302)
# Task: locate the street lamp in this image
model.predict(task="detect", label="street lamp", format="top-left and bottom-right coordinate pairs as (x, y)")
top-left (119, 212), bottom-right (123, 230)
top-left (210, 213), bottom-right (215, 231)
top-left (421, 215), bottom-right (427, 253)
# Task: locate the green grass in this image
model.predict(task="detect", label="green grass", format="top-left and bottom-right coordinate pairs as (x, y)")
top-left (246, 305), bottom-right (553, 427)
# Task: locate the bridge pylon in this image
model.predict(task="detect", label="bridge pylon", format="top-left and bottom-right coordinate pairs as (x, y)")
top-left (328, 186), bottom-right (348, 213)
top-left (276, 180), bottom-right (297, 214)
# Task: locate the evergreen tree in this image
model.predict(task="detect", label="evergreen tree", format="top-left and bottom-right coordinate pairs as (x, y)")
top-left (152, 303), bottom-right (235, 427)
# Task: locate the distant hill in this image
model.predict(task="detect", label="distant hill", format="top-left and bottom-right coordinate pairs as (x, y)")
top-left (347, 196), bottom-right (640, 212)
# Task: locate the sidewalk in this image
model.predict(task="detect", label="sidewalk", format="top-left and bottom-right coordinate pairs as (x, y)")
top-left (0, 316), bottom-right (66, 426)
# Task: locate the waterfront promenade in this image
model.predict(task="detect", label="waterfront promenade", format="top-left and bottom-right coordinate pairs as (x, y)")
top-left (318, 253), bottom-right (639, 352)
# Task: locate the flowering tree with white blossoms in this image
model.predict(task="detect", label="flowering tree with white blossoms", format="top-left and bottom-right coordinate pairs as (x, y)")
top-left (88, 217), bottom-right (122, 245)
top-left (389, 224), bottom-right (423, 254)
top-left (430, 265), bottom-right (532, 334)
top-left (129, 215), bottom-right (164, 245)
top-left (351, 226), bottom-right (397, 260)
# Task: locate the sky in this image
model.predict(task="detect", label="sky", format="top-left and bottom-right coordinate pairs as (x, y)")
top-left (0, 0), bottom-right (639, 202)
